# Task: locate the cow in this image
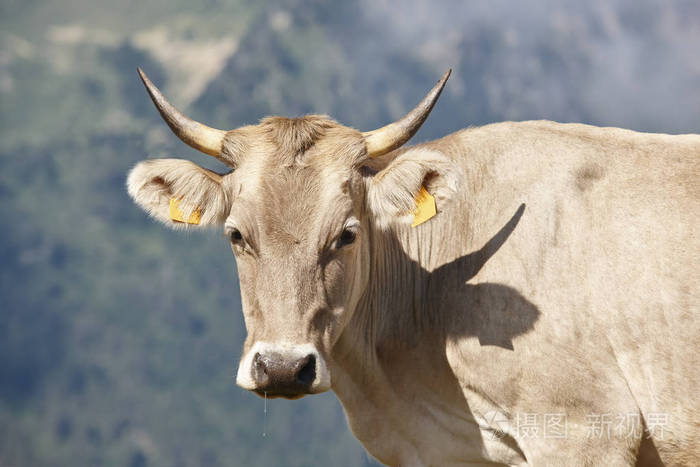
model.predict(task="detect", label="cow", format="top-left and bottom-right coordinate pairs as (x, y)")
top-left (127, 68), bottom-right (699, 466)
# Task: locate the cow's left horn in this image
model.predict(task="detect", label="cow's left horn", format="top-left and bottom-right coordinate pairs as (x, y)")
top-left (363, 69), bottom-right (451, 158)
top-left (138, 68), bottom-right (227, 158)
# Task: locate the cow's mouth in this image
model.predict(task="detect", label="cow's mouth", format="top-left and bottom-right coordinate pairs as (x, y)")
top-left (253, 388), bottom-right (309, 400)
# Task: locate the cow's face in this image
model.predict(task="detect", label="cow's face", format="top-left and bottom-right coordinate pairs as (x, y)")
top-left (225, 121), bottom-right (372, 398)
top-left (127, 69), bottom-right (452, 398)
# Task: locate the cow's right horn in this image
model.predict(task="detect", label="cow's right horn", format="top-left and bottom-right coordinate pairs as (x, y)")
top-left (363, 69), bottom-right (451, 158)
top-left (138, 68), bottom-right (227, 158)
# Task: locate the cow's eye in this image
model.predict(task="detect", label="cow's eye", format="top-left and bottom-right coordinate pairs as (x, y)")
top-left (336, 228), bottom-right (357, 249)
top-left (229, 229), bottom-right (243, 244)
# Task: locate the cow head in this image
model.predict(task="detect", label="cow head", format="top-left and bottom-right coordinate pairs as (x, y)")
top-left (127, 69), bottom-right (454, 398)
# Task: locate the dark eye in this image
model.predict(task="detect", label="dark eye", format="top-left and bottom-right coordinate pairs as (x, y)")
top-left (336, 228), bottom-right (357, 248)
top-left (230, 229), bottom-right (243, 243)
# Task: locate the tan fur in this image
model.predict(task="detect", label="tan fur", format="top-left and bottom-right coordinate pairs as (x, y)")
top-left (367, 148), bottom-right (463, 228)
top-left (126, 158), bottom-right (231, 227)
top-left (127, 115), bottom-right (700, 466)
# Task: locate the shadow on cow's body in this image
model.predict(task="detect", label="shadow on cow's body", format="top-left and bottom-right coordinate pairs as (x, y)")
top-left (431, 203), bottom-right (534, 350)
top-left (330, 203), bottom-right (542, 465)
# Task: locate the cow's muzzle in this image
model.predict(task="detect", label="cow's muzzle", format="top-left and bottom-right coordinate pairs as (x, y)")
top-left (251, 352), bottom-right (315, 398)
top-left (236, 342), bottom-right (331, 398)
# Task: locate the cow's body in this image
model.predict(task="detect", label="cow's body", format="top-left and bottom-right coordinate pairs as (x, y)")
top-left (331, 121), bottom-right (699, 466)
top-left (128, 69), bottom-right (699, 466)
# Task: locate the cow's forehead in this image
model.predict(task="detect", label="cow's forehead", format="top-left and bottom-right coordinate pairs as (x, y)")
top-left (259, 166), bottom-right (322, 241)
top-left (224, 115), bottom-right (366, 174)
top-left (228, 153), bottom-right (359, 255)
top-left (225, 116), bottom-right (364, 240)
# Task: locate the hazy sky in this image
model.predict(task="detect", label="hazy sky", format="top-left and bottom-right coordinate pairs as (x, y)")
top-left (361, 0), bottom-right (700, 133)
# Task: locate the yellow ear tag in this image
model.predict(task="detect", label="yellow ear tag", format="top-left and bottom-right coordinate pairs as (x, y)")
top-left (169, 198), bottom-right (201, 225)
top-left (411, 186), bottom-right (436, 227)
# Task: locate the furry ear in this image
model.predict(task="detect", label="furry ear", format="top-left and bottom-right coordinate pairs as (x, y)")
top-left (366, 148), bottom-right (462, 229)
top-left (127, 159), bottom-right (230, 228)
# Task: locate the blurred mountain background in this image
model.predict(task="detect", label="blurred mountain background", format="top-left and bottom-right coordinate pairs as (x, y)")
top-left (0, 0), bottom-right (698, 466)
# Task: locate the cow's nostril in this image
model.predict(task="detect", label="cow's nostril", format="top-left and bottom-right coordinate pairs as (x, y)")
top-left (296, 354), bottom-right (316, 386)
top-left (252, 352), bottom-right (269, 385)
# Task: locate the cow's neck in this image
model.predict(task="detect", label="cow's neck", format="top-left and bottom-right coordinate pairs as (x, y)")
top-left (334, 221), bottom-right (446, 375)
top-left (330, 219), bottom-right (479, 463)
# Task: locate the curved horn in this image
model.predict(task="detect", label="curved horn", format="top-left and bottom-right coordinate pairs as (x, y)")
top-left (363, 69), bottom-right (451, 158)
top-left (137, 68), bottom-right (226, 157)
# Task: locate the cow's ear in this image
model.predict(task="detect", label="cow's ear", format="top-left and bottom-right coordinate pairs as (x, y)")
top-left (366, 149), bottom-right (462, 229)
top-left (127, 159), bottom-right (230, 229)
